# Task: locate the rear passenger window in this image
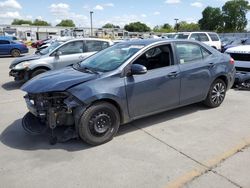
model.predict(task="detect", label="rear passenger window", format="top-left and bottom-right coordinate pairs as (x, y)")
top-left (0, 40), bottom-right (10, 44)
top-left (198, 33), bottom-right (209, 42)
top-left (85, 41), bottom-right (109, 52)
top-left (208, 33), bottom-right (219, 41)
top-left (176, 43), bottom-right (204, 64)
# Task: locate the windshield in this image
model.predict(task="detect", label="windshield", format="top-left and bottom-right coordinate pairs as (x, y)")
top-left (77, 43), bottom-right (144, 72)
top-left (175, 33), bottom-right (189, 39)
top-left (40, 41), bottom-right (62, 55)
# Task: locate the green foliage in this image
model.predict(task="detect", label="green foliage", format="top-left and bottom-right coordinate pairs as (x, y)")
top-left (177, 21), bottom-right (200, 31)
top-left (11, 19), bottom-right (32, 25)
top-left (198, 7), bottom-right (223, 31)
top-left (56, 19), bottom-right (75, 27)
top-left (124, 22), bottom-right (151, 32)
top-left (153, 23), bottom-right (174, 32)
top-left (32, 19), bottom-right (50, 26)
top-left (102, 23), bottom-right (120, 28)
top-left (222, 0), bottom-right (250, 32)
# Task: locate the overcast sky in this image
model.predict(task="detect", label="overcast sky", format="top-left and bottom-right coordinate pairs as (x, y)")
top-left (0, 0), bottom-right (250, 28)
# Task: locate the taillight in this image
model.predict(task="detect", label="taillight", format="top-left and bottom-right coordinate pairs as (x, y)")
top-left (230, 58), bottom-right (234, 65)
top-left (22, 44), bottom-right (27, 48)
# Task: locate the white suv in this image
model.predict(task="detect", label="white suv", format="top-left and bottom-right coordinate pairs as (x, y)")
top-left (175, 32), bottom-right (222, 51)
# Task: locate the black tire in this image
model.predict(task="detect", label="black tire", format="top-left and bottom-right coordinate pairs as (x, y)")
top-left (11, 49), bottom-right (21, 57)
top-left (204, 79), bottom-right (226, 108)
top-left (78, 102), bottom-right (120, 145)
top-left (30, 68), bottom-right (48, 79)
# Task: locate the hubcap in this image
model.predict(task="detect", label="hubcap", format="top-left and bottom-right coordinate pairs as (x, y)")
top-left (211, 82), bottom-right (225, 104)
top-left (89, 111), bottom-right (112, 135)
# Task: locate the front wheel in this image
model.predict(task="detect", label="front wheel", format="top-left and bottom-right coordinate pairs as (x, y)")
top-left (78, 102), bottom-right (120, 145)
top-left (204, 79), bottom-right (226, 108)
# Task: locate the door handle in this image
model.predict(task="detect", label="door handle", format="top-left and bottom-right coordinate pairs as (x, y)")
top-left (167, 71), bottom-right (179, 78)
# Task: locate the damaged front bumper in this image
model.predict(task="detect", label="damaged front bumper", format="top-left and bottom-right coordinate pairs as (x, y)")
top-left (22, 92), bottom-right (85, 140)
top-left (234, 71), bottom-right (250, 90)
top-left (9, 69), bottom-right (29, 81)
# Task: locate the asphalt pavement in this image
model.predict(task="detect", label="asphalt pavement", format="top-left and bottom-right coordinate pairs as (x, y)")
top-left (0, 49), bottom-right (249, 188)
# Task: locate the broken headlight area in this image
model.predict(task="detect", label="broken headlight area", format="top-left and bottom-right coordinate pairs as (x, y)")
top-left (23, 92), bottom-right (82, 136)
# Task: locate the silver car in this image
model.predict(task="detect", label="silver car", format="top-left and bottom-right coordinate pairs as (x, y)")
top-left (9, 38), bottom-right (113, 81)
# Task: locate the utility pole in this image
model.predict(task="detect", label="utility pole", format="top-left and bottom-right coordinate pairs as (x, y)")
top-left (90, 11), bottom-right (93, 37)
top-left (174, 18), bottom-right (179, 32)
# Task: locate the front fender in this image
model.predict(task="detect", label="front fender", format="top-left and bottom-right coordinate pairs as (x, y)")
top-left (28, 62), bottom-right (53, 70)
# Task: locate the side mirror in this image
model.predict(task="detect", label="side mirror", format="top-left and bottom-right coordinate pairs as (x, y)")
top-left (131, 64), bottom-right (147, 75)
top-left (55, 51), bottom-right (62, 56)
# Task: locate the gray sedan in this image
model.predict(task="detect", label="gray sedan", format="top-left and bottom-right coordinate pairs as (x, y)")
top-left (9, 38), bottom-right (113, 81)
top-left (22, 39), bottom-right (235, 145)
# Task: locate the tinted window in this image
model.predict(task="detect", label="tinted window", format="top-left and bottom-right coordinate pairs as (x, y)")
top-left (176, 43), bottom-right (203, 64)
top-left (0, 40), bottom-right (10, 44)
top-left (190, 33), bottom-right (200, 41)
top-left (133, 45), bottom-right (172, 70)
top-left (58, 41), bottom-right (83, 55)
top-left (198, 33), bottom-right (209, 42)
top-left (208, 33), bottom-right (220, 41)
top-left (85, 41), bottom-right (109, 52)
top-left (175, 33), bottom-right (189, 39)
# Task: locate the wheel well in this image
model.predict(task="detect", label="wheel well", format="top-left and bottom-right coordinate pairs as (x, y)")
top-left (93, 99), bottom-right (123, 123)
top-left (216, 75), bottom-right (228, 87)
top-left (31, 66), bottom-right (50, 72)
top-left (211, 46), bottom-right (217, 49)
top-left (10, 48), bottom-right (20, 53)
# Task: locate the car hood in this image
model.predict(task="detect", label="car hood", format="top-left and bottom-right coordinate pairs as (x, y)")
top-left (21, 67), bottom-right (98, 93)
top-left (10, 54), bottom-right (41, 67)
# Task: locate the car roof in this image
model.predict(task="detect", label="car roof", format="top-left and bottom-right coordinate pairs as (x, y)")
top-left (66, 38), bottom-right (112, 43)
top-left (116, 38), bottom-right (200, 46)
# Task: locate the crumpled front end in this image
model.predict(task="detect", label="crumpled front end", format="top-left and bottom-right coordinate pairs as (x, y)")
top-left (23, 92), bottom-right (85, 138)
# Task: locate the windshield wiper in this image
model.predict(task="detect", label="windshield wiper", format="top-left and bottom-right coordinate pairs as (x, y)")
top-left (82, 66), bottom-right (99, 74)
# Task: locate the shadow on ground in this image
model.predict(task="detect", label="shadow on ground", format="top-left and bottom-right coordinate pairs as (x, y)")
top-left (1, 81), bottom-right (24, 91)
top-left (1, 103), bottom-right (208, 151)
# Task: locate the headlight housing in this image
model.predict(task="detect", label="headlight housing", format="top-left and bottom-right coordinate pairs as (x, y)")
top-left (14, 61), bottom-right (31, 70)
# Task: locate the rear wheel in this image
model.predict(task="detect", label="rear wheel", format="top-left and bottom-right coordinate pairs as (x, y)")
top-left (204, 79), bottom-right (226, 108)
top-left (30, 68), bottom-right (48, 79)
top-left (11, 49), bottom-right (21, 57)
top-left (78, 102), bottom-right (120, 145)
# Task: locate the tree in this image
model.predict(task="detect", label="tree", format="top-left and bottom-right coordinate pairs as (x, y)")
top-left (198, 7), bottom-right (223, 31)
top-left (32, 19), bottom-right (50, 26)
top-left (177, 21), bottom-right (200, 31)
top-left (124, 22), bottom-right (151, 32)
top-left (56, 19), bottom-right (75, 27)
top-left (222, 0), bottom-right (250, 32)
top-left (153, 23), bottom-right (174, 32)
top-left (11, 19), bottom-right (32, 25)
top-left (102, 23), bottom-right (120, 28)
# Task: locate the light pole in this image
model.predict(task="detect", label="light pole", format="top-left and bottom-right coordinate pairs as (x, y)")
top-left (90, 11), bottom-right (93, 37)
top-left (174, 18), bottom-right (179, 32)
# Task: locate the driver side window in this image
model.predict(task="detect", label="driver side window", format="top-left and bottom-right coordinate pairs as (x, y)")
top-left (133, 45), bottom-right (172, 70)
top-left (58, 41), bottom-right (84, 55)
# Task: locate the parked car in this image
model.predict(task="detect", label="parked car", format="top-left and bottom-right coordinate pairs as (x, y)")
top-left (9, 38), bottom-right (113, 81)
top-left (225, 45), bottom-right (250, 88)
top-left (0, 39), bottom-right (28, 57)
top-left (175, 32), bottom-right (222, 51)
top-left (21, 39), bottom-right (235, 145)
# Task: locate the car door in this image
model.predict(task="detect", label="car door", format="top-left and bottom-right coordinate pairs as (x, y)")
top-left (52, 40), bottom-right (85, 69)
top-left (125, 44), bottom-right (181, 119)
top-left (175, 42), bottom-right (214, 105)
top-left (0, 40), bottom-right (11, 55)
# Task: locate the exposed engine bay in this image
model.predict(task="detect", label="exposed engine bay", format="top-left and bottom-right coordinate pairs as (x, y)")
top-left (23, 92), bottom-right (84, 144)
